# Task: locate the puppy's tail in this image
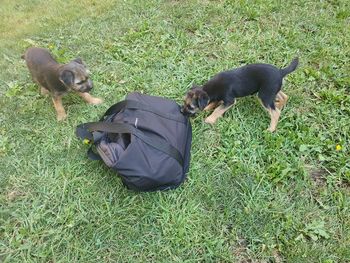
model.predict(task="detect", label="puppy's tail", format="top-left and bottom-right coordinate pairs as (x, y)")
top-left (280, 57), bottom-right (299, 77)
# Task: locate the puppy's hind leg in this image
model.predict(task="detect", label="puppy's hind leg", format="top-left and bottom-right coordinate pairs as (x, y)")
top-left (259, 92), bottom-right (281, 132)
top-left (205, 99), bottom-right (235, 125)
top-left (266, 107), bottom-right (281, 132)
top-left (275, 91), bottom-right (288, 110)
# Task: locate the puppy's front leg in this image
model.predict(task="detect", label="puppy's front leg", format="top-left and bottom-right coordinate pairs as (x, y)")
top-left (40, 86), bottom-right (50, 95)
top-left (52, 96), bottom-right (67, 121)
top-left (203, 100), bottom-right (222, 111)
top-left (77, 92), bottom-right (103, 105)
top-left (205, 102), bottom-right (235, 124)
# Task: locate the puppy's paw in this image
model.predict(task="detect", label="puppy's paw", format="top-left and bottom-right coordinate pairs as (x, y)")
top-left (267, 127), bottom-right (276, 133)
top-left (40, 87), bottom-right (50, 96)
top-left (205, 116), bottom-right (216, 125)
top-left (89, 97), bottom-right (103, 105)
top-left (57, 113), bottom-right (67, 121)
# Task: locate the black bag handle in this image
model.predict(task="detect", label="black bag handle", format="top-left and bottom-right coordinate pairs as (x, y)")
top-left (101, 100), bottom-right (187, 123)
top-left (76, 122), bottom-right (184, 166)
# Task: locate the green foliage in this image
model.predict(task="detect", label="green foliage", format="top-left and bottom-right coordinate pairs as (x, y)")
top-left (1, 0), bottom-right (349, 262)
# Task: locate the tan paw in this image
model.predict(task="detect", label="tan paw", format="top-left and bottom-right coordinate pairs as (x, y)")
top-left (40, 87), bottom-right (50, 95)
top-left (57, 113), bottom-right (67, 121)
top-left (205, 117), bottom-right (217, 125)
top-left (267, 127), bottom-right (276, 132)
top-left (89, 97), bottom-right (103, 105)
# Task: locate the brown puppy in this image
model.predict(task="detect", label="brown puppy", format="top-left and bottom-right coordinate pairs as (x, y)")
top-left (181, 58), bottom-right (298, 132)
top-left (22, 47), bottom-right (103, 121)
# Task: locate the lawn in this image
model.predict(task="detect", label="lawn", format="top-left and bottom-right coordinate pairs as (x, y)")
top-left (0, 0), bottom-right (349, 262)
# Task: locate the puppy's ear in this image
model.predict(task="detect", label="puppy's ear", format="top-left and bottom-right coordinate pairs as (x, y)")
top-left (185, 90), bottom-right (194, 99)
top-left (198, 92), bottom-right (209, 110)
top-left (73, 58), bottom-right (84, 65)
top-left (59, 70), bottom-right (74, 86)
top-left (191, 84), bottom-right (200, 90)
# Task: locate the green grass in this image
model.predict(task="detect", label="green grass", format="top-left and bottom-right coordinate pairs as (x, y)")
top-left (1, 0), bottom-right (349, 262)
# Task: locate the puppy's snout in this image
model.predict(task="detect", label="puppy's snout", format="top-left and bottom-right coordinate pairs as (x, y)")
top-left (80, 80), bottom-right (93, 93)
top-left (180, 106), bottom-right (189, 115)
top-left (79, 85), bottom-right (92, 93)
top-left (88, 79), bottom-right (93, 89)
top-left (180, 106), bottom-right (194, 117)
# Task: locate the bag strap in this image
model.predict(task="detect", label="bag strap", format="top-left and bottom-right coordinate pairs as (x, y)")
top-left (87, 147), bottom-right (102, 160)
top-left (76, 122), bottom-right (184, 166)
top-left (101, 100), bottom-right (187, 123)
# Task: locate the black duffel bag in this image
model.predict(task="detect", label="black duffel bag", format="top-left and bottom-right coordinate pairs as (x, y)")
top-left (76, 92), bottom-right (192, 192)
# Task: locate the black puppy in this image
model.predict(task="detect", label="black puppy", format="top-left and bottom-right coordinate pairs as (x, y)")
top-left (181, 58), bottom-right (299, 132)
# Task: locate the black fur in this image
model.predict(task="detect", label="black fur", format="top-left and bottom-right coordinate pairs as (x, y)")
top-left (197, 92), bottom-right (210, 110)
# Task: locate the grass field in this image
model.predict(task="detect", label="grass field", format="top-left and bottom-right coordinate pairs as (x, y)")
top-left (1, 0), bottom-right (349, 262)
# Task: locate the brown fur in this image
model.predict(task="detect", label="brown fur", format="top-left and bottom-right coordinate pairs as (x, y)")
top-left (23, 47), bottom-right (103, 121)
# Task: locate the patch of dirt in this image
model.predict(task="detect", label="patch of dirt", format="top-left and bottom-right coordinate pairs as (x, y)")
top-left (232, 238), bottom-right (256, 263)
top-left (272, 249), bottom-right (283, 263)
top-left (6, 189), bottom-right (25, 201)
top-left (339, 179), bottom-right (350, 189)
top-left (306, 165), bottom-right (328, 187)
